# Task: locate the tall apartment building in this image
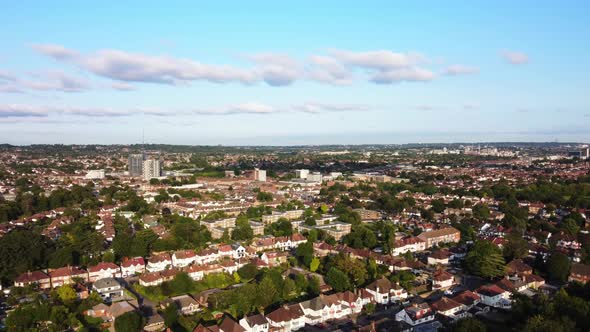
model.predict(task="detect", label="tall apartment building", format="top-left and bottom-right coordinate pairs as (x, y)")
top-left (254, 168), bottom-right (266, 182)
top-left (142, 159), bottom-right (162, 180)
top-left (295, 169), bottom-right (309, 179)
top-left (128, 153), bottom-right (145, 176)
top-left (306, 172), bottom-right (323, 183)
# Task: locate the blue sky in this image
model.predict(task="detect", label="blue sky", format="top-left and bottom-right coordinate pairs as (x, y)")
top-left (0, 1), bottom-right (589, 145)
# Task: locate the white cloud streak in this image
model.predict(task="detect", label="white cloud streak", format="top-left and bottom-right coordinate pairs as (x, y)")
top-left (441, 64), bottom-right (479, 76)
top-left (500, 50), bottom-right (529, 65)
top-left (0, 102), bottom-right (373, 120)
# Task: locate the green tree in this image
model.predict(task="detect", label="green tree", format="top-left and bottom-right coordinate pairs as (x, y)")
top-left (450, 317), bottom-right (487, 332)
top-left (310, 257), bottom-right (320, 272)
top-left (546, 251), bottom-right (571, 283)
top-left (56, 284), bottom-right (77, 305)
top-left (295, 242), bottom-right (314, 267)
top-left (115, 311), bottom-right (144, 332)
top-left (326, 267), bottom-right (351, 292)
top-left (465, 240), bottom-right (506, 279)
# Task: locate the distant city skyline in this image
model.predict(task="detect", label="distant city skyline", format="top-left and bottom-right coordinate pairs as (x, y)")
top-left (0, 1), bottom-right (589, 144)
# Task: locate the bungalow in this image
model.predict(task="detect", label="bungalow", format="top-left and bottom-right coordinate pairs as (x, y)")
top-left (261, 251), bottom-right (289, 266)
top-left (14, 271), bottom-right (51, 289)
top-left (475, 284), bottom-right (511, 309)
top-left (395, 302), bottom-right (435, 326)
top-left (120, 257), bottom-right (145, 277)
top-left (139, 271), bottom-right (163, 287)
top-left (266, 304), bottom-right (305, 332)
top-left (87, 262), bottom-right (121, 282)
top-left (365, 277), bottom-right (408, 304)
top-left (147, 253), bottom-right (172, 272)
top-left (166, 294), bottom-right (200, 315)
top-left (239, 313), bottom-right (270, 332)
top-left (49, 266), bottom-right (89, 287)
top-left (172, 250), bottom-right (197, 267)
top-left (432, 269), bottom-right (455, 290)
top-left (186, 264), bottom-right (205, 281)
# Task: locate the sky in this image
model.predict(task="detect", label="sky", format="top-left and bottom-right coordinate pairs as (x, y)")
top-left (0, 1), bottom-right (589, 145)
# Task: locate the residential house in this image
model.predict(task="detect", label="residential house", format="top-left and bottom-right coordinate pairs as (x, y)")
top-left (365, 277), bottom-right (408, 304)
top-left (165, 294), bottom-right (200, 315)
top-left (93, 277), bottom-right (124, 302)
top-left (432, 269), bottom-right (455, 290)
top-left (147, 253), bottom-right (172, 272)
top-left (139, 272), bottom-right (164, 287)
top-left (428, 249), bottom-right (451, 265)
top-left (239, 314), bottom-right (270, 332)
top-left (266, 304), bottom-right (305, 332)
top-left (569, 263), bottom-right (590, 283)
top-left (14, 271), bottom-right (51, 289)
top-left (395, 303), bottom-right (435, 326)
top-left (120, 257), bottom-right (145, 277)
top-left (430, 297), bottom-right (468, 320)
top-left (88, 262), bottom-right (121, 282)
top-left (173, 250), bottom-right (197, 267)
top-left (391, 237), bottom-right (426, 256)
top-left (475, 285), bottom-right (511, 309)
top-left (49, 266), bottom-right (89, 287)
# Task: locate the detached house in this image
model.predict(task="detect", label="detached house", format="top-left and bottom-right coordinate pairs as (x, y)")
top-left (395, 302), bottom-right (435, 327)
top-left (475, 284), bottom-right (511, 309)
top-left (92, 277), bottom-right (124, 302)
top-left (432, 269), bottom-right (455, 290)
top-left (430, 297), bottom-right (468, 320)
top-left (164, 294), bottom-right (200, 315)
top-left (365, 277), bottom-right (408, 304)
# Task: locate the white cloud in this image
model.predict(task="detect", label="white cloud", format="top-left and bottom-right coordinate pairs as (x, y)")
top-left (501, 50), bottom-right (529, 65)
top-left (330, 49), bottom-right (426, 70)
top-left (0, 101), bottom-right (374, 120)
top-left (31, 44), bottom-right (79, 60)
top-left (371, 67), bottom-right (435, 83)
top-left (111, 82), bottom-right (136, 91)
top-left (0, 70), bottom-right (16, 82)
top-left (441, 65), bottom-right (479, 75)
top-left (22, 71), bottom-right (90, 92)
top-left (0, 104), bottom-right (50, 117)
top-left (306, 56), bottom-right (353, 85)
top-left (31, 44), bottom-right (470, 86)
top-left (293, 102), bottom-right (370, 113)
